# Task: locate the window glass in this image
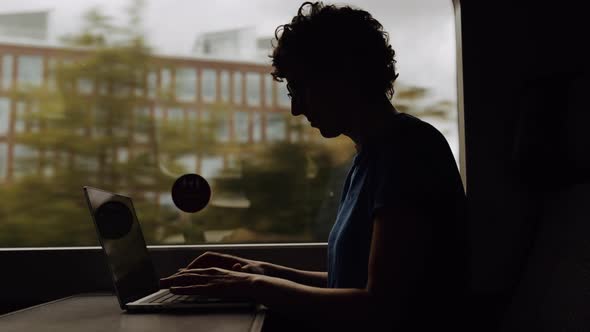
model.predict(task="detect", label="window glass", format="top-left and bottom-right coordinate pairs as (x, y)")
top-left (233, 71), bottom-right (242, 104)
top-left (17, 55), bottom-right (43, 87)
top-left (0, 0), bottom-right (457, 247)
top-left (234, 111), bottom-right (249, 143)
top-left (266, 112), bottom-right (286, 142)
top-left (246, 72), bottom-right (260, 106)
top-left (264, 74), bottom-right (273, 107)
top-left (0, 98), bottom-right (9, 135)
top-left (15, 101), bottom-right (26, 133)
top-left (175, 67), bottom-right (196, 102)
top-left (220, 71), bottom-right (230, 102)
top-left (202, 69), bottom-right (216, 103)
top-left (2, 54), bottom-right (13, 89)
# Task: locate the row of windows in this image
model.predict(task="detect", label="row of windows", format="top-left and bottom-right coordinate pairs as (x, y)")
top-left (0, 54), bottom-right (291, 108)
top-left (0, 98), bottom-right (305, 144)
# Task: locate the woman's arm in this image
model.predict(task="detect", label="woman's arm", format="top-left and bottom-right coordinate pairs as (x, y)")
top-left (163, 204), bottom-right (431, 328)
top-left (182, 251), bottom-right (327, 287)
top-left (261, 263), bottom-right (327, 288)
top-left (253, 204), bottom-right (432, 326)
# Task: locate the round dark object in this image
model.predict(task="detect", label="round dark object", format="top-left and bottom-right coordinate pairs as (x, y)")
top-left (95, 200), bottom-right (134, 239)
top-left (171, 173), bottom-right (211, 213)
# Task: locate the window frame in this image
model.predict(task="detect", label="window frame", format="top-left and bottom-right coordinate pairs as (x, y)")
top-left (0, 0), bottom-right (467, 314)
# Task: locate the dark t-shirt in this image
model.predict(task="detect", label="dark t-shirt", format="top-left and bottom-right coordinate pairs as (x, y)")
top-left (326, 112), bottom-right (470, 329)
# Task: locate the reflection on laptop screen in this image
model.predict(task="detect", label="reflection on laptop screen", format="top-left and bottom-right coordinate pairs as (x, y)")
top-left (84, 186), bottom-right (159, 306)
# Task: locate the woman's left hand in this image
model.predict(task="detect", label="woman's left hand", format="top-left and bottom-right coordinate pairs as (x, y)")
top-left (159, 267), bottom-right (259, 298)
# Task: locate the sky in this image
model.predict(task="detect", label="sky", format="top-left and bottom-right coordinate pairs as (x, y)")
top-left (0, 0), bottom-right (457, 103)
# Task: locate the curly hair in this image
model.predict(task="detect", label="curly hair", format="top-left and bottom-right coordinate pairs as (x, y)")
top-left (271, 1), bottom-right (399, 99)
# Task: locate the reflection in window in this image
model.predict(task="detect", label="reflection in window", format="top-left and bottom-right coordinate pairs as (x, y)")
top-left (201, 155), bottom-right (223, 179)
top-left (220, 71), bottom-right (230, 103)
top-left (147, 71), bottom-right (157, 98)
top-left (175, 67), bottom-right (196, 102)
top-left (277, 80), bottom-right (290, 108)
top-left (234, 111), bottom-right (249, 143)
top-left (0, 143), bottom-right (6, 179)
top-left (252, 112), bottom-right (262, 142)
top-left (0, 98), bottom-right (9, 135)
top-left (17, 55), bottom-right (43, 87)
top-left (246, 72), bottom-right (260, 106)
top-left (265, 75), bottom-right (273, 107)
top-left (233, 72), bottom-right (242, 104)
top-left (267, 113), bottom-right (286, 142)
top-left (15, 101), bottom-right (26, 133)
top-left (2, 55), bottom-right (13, 89)
top-left (202, 69), bottom-right (216, 103)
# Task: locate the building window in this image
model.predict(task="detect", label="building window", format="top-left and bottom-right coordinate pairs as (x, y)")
top-left (233, 72), bottom-right (242, 104)
top-left (13, 144), bottom-right (38, 179)
top-left (175, 67), bottom-right (197, 102)
top-left (17, 55), bottom-right (43, 88)
top-left (160, 68), bottom-right (172, 95)
top-left (202, 69), bottom-right (216, 103)
top-left (2, 54), bottom-right (13, 89)
top-left (15, 101), bottom-right (26, 134)
top-left (0, 143), bottom-right (7, 179)
top-left (246, 72), bottom-right (260, 106)
top-left (234, 111), bottom-right (249, 143)
top-left (266, 112), bottom-right (286, 142)
top-left (265, 74), bottom-right (273, 107)
top-left (220, 71), bottom-right (230, 103)
top-left (252, 112), bottom-right (262, 143)
top-left (147, 70), bottom-right (157, 99)
top-left (0, 98), bottom-right (9, 136)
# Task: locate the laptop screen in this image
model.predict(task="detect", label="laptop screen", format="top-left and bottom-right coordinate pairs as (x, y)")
top-left (83, 186), bottom-right (160, 308)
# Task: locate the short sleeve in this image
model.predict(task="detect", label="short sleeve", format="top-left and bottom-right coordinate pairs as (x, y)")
top-left (369, 121), bottom-right (452, 217)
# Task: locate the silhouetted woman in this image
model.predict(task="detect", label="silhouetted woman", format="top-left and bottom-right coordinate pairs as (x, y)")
top-left (161, 2), bottom-right (469, 331)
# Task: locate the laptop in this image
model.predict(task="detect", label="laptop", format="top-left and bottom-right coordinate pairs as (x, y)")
top-left (83, 186), bottom-right (256, 312)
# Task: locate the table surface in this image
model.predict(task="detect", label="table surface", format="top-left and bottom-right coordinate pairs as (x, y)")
top-left (0, 293), bottom-right (265, 332)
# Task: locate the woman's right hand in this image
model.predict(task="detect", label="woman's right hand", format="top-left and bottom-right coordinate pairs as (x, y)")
top-left (183, 251), bottom-right (268, 275)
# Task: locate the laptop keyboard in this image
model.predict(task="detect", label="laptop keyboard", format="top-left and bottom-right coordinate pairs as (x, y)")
top-left (149, 290), bottom-right (224, 304)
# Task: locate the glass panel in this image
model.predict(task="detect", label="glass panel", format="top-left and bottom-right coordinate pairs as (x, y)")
top-left (202, 69), bottom-right (216, 103)
top-left (0, 0), bottom-right (457, 247)
top-left (234, 111), bottom-right (249, 143)
top-left (17, 55), bottom-right (43, 87)
top-left (2, 55), bottom-right (13, 89)
top-left (161, 68), bottom-right (171, 94)
top-left (175, 67), bottom-right (196, 102)
top-left (0, 98), bottom-right (9, 135)
top-left (147, 70), bottom-right (157, 98)
top-left (264, 74), bottom-right (273, 107)
top-left (0, 143), bottom-right (7, 179)
top-left (252, 112), bottom-right (262, 143)
top-left (220, 71), bottom-right (230, 102)
top-left (266, 112), bottom-right (286, 142)
top-left (233, 72), bottom-right (242, 104)
top-left (13, 144), bottom-right (37, 179)
top-left (15, 101), bottom-right (26, 133)
top-left (246, 72), bottom-right (260, 106)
